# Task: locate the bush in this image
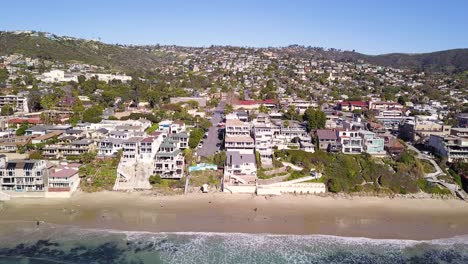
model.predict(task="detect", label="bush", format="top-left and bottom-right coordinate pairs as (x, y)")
top-left (29, 151), bottom-right (44, 160)
top-left (279, 149), bottom-right (423, 194)
top-left (149, 175), bottom-right (162, 185)
top-left (417, 179), bottom-right (452, 195)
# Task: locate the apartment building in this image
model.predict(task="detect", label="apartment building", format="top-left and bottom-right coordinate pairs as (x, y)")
top-left (98, 138), bottom-right (125, 157)
top-left (428, 135), bottom-right (468, 162)
top-left (225, 119), bottom-right (251, 137)
top-left (42, 139), bottom-right (94, 159)
top-left (252, 114), bottom-right (275, 165)
top-left (86, 119), bottom-right (152, 133)
top-left (121, 137), bottom-right (143, 160)
top-left (374, 109), bottom-right (405, 129)
top-left (457, 113), bottom-right (468, 128)
top-left (154, 139), bottom-right (185, 179)
top-left (450, 128), bottom-right (468, 138)
top-left (280, 98), bottom-right (318, 114)
top-left (274, 121), bottom-right (313, 152)
top-left (225, 136), bottom-right (255, 150)
top-left (338, 101), bottom-right (367, 111)
top-left (399, 118), bottom-right (451, 142)
top-left (0, 95), bottom-right (29, 113)
top-left (0, 156), bottom-right (49, 192)
top-left (368, 101), bottom-right (403, 111)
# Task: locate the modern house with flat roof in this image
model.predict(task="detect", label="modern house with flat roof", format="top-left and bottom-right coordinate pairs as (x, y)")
top-left (428, 135), bottom-right (468, 162)
top-left (358, 130), bottom-right (385, 156)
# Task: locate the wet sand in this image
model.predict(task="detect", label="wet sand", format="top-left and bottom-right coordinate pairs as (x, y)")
top-left (1, 191), bottom-right (468, 240)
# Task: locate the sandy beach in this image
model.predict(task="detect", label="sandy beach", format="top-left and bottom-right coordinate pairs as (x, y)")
top-left (1, 191), bottom-right (468, 240)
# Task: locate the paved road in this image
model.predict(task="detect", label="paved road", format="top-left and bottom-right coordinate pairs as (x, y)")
top-left (197, 101), bottom-right (225, 157)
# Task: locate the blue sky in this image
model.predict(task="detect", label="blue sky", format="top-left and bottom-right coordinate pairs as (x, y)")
top-left (1, 0), bottom-right (467, 54)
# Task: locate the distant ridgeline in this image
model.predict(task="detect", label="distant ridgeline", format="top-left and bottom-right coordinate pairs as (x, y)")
top-left (1, 31), bottom-right (467, 73)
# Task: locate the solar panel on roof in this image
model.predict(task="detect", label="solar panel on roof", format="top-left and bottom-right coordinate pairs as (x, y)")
top-left (24, 163), bottom-right (34, 170)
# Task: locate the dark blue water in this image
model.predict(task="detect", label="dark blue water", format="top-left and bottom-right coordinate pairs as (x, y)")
top-left (0, 223), bottom-right (467, 263)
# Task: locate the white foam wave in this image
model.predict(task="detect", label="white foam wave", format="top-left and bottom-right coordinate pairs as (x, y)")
top-left (3, 221), bottom-right (468, 247)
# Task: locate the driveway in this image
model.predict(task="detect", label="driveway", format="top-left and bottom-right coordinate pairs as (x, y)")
top-left (197, 101), bottom-right (225, 157)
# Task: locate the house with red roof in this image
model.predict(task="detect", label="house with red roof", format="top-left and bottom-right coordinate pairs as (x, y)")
top-left (48, 164), bottom-right (81, 196)
top-left (234, 99), bottom-right (277, 110)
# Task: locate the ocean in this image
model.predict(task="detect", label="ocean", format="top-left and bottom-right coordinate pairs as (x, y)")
top-left (0, 223), bottom-right (467, 264)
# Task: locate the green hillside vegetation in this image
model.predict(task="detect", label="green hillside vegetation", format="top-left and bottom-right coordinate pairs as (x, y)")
top-left (0, 31), bottom-right (175, 72)
top-left (275, 149), bottom-right (440, 195)
top-left (1, 31), bottom-right (467, 73)
top-left (358, 49), bottom-right (468, 73)
top-left (79, 156), bottom-right (120, 192)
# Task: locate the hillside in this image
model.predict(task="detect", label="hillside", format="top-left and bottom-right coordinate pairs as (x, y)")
top-left (1, 31), bottom-right (467, 73)
top-left (0, 31), bottom-right (175, 72)
top-left (355, 49), bottom-right (468, 73)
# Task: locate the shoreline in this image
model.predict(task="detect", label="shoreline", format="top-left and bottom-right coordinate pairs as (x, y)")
top-left (1, 191), bottom-right (468, 241)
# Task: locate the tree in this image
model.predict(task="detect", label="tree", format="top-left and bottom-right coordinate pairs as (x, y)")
top-left (77, 75), bottom-right (86, 85)
top-left (16, 123), bottom-right (29, 136)
top-left (397, 96), bottom-right (407, 105)
top-left (255, 151), bottom-right (262, 168)
top-left (259, 104), bottom-right (269, 114)
top-left (188, 128), bottom-right (204, 149)
top-left (198, 118), bottom-right (212, 131)
top-left (225, 104), bottom-right (234, 114)
top-left (0, 105), bottom-right (13, 116)
top-left (186, 100), bottom-right (199, 109)
top-left (0, 69), bottom-right (9, 83)
top-left (303, 108), bottom-right (326, 132)
top-left (80, 151), bottom-right (97, 164)
top-left (212, 151), bottom-right (226, 167)
top-left (28, 89), bottom-right (43, 112)
top-left (40, 94), bottom-right (59, 110)
top-left (70, 98), bottom-right (85, 125)
top-left (82, 106), bottom-right (103, 123)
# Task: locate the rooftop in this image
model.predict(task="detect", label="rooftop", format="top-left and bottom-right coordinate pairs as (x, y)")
top-left (50, 168), bottom-right (79, 178)
top-left (226, 150), bottom-right (255, 166)
top-left (316, 129), bottom-right (337, 140)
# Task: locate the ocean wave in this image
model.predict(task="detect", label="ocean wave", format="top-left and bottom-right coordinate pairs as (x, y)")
top-left (3, 221), bottom-right (468, 245)
top-left (1, 223), bottom-right (468, 263)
